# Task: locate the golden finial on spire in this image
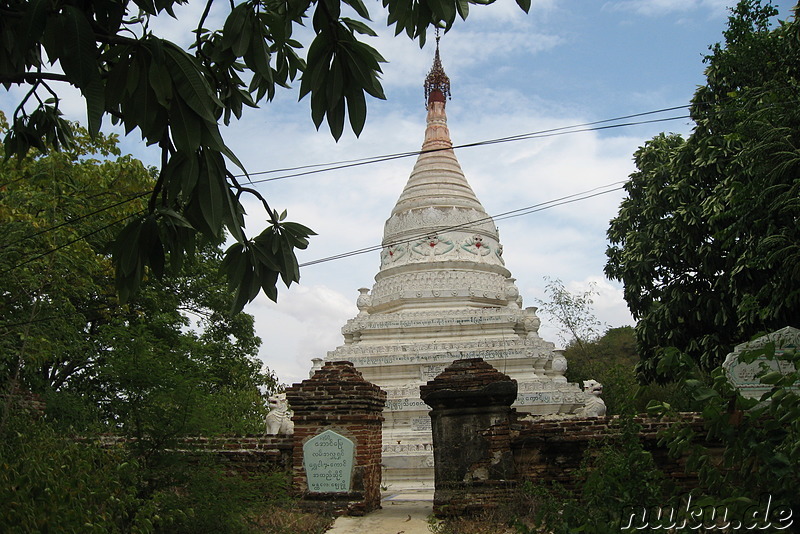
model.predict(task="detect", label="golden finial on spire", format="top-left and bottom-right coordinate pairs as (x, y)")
top-left (424, 28), bottom-right (451, 109)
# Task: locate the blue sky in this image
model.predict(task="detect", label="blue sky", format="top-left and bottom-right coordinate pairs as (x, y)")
top-left (2, 0), bottom-right (794, 384)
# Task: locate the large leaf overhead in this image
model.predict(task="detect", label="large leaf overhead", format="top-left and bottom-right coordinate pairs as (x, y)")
top-left (0, 0), bottom-right (529, 312)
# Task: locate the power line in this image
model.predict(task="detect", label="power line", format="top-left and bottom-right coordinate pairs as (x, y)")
top-left (298, 181), bottom-right (626, 268)
top-left (0, 210), bottom-right (144, 276)
top-left (235, 104), bottom-right (690, 180)
top-left (241, 113), bottom-right (691, 185)
top-left (0, 190), bottom-right (149, 250)
top-left (0, 181), bottom-right (625, 329)
top-left (1, 105), bottom-right (690, 253)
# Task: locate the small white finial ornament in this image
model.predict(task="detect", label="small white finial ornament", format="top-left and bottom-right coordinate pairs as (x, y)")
top-left (309, 357), bottom-right (324, 378)
top-left (356, 287), bottom-right (372, 316)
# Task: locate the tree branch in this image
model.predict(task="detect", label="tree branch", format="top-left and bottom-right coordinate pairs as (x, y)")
top-left (1, 72), bottom-right (70, 85)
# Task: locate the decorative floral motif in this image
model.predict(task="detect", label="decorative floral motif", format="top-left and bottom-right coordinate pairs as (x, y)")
top-left (380, 243), bottom-right (408, 266)
top-left (411, 234), bottom-right (454, 257)
top-left (461, 235), bottom-right (492, 257)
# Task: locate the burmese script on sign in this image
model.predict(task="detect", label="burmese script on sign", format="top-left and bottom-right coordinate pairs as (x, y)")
top-left (303, 430), bottom-right (354, 493)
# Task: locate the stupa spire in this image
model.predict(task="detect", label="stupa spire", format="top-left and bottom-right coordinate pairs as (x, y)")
top-left (424, 30), bottom-right (450, 108)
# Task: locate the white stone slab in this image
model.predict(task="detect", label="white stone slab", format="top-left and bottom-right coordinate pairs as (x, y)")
top-left (303, 430), bottom-right (354, 493)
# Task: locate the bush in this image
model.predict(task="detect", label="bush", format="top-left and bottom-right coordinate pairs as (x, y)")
top-left (0, 408), bottom-right (323, 534)
top-left (514, 417), bottom-right (668, 534)
top-left (0, 411), bottom-right (161, 533)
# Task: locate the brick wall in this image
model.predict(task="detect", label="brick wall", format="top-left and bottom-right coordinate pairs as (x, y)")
top-left (422, 358), bottom-right (713, 517)
top-left (84, 434), bottom-right (293, 474)
top-left (511, 413), bottom-right (708, 493)
top-left (286, 360), bottom-right (386, 516)
top-left (421, 358), bottom-right (518, 516)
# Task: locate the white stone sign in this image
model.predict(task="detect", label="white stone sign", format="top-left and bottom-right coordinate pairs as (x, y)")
top-left (303, 430), bottom-right (354, 493)
top-left (723, 326), bottom-right (800, 400)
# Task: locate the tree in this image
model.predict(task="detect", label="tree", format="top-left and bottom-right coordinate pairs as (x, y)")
top-left (605, 0), bottom-right (800, 381)
top-left (536, 277), bottom-right (603, 355)
top-left (648, 343), bottom-right (800, 519)
top-left (0, 116), bottom-right (276, 438)
top-left (0, 0), bottom-right (531, 312)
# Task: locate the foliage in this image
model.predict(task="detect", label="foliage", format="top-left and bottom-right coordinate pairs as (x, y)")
top-left (0, 408), bottom-right (319, 534)
top-left (647, 341), bottom-right (800, 518)
top-left (537, 277), bottom-right (603, 355)
top-left (564, 326), bottom-right (694, 415)
top-left (513, 417), bottom-right (669, 534)
top-left (427, 512), bottom-right (515, 534)
top-left (0, 0), bottom-right (530, 312)
top-left (246, 502), bottom-right (334, 534)
top-left (605, 0), bottom-right (800, 380)
top-left (513, 417), bottom-right (668, 534)
top-left (564, 326), bottom-right (638, 415)
top-left (0, 411), bottom-right (165, 533)
top-left (0, 117), bottom-right (275, 440)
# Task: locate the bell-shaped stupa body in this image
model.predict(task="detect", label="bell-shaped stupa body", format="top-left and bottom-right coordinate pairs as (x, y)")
top-left (324, 45), bottom-right (582, 490)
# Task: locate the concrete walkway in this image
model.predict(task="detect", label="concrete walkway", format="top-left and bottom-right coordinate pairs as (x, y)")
top-left (325, 491), bottom-right (435, 534)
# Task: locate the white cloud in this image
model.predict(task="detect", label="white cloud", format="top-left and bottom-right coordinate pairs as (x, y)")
top-left (252, 285), bottom-right (356, 386)
top-left (604, 0), bottom-right (732, 18)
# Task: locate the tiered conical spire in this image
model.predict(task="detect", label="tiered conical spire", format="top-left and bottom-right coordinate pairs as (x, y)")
top-left (373, 40), bottom-right (509, 310)
top-left (387, 42), bottom-right (484, 218)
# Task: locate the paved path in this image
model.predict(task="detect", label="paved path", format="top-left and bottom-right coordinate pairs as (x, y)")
top-left (325, 491), bottom-right (434, 534)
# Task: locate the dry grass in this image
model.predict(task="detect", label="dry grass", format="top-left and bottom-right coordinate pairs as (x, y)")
top-left (428, 510), bottom-right (519, 534)
top-left (246, 503), bottom-right (334, 534)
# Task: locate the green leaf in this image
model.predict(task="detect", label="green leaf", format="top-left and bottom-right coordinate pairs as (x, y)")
top-left (114, 219), bottom-right (144, 277)
top-left (456, 0), bottom-right (469, 19)
top-left (278, 235), bottom-right (300, 286)
top-left (163, 41), bottom-right (217, 123)
top-left (346, 90), bottom-right (367, 136)
top-left (223, 189), bottom-right (246, 243)
top-left (169, 98), bottom-right (202, 152)
top-left (251, 240), bottom-right (281, 272)
top-left (58, 7), bottom-right (99, 88)
top-left (221, 4), bottom-right (250, 52)
top-left (148, 58), bottom-right (174, 108)
top-left (515, 0), bottom-right (532, 14)
top-left (328, 100), bottom-right (346, 140)
top-left (343, 0), bottom-right (371, 20)
top-left (222, 242), bottom-right (248, 292)
top-left (84, 78), bottom-right (106, 137)
top-left (760, 371), bottom-right (784, 385)
top-left (342, 18), bottom-right (378, 37)
top-left (259, 269), bottom-right (279, 302)
top-left (196, 150), bottom-right (226, 237)
top-left (20, 0), bottom-right (50, 51)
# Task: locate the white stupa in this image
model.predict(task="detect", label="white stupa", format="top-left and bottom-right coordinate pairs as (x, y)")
top-left (323, 41), bottom-right (583, 489)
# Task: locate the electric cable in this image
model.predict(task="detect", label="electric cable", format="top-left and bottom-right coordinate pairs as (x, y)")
top-left (0, 107), bottom-right (689, 254)
top-left (0, 210), bottom-right (145, 276)
top-left (0, 181), bottom-right (623, 328)
top-left (0, 190), bottom-right (149, 250)
top-left (298, 181), bottom-right (626, 267)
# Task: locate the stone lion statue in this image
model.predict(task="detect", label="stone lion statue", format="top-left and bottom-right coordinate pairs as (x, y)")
top-left (581, 379), bottom-right (607, 417)
top-left (265, 393), bottom-right (294, 435)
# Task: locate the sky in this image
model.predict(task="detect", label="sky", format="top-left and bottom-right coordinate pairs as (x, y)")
top-left (2, 0), bottom-right (794, 386)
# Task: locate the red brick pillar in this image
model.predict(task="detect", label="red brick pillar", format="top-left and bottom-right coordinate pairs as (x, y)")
top-left (420, 358), bottom-right (518, 517)
top-left (285, 361), bottom-right (386, 516)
